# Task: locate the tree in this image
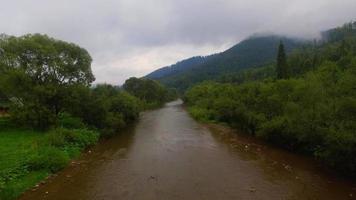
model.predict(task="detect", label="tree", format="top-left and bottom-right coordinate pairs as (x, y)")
top-left (122, 77), bottom-right (170, 107)
top-left (276, 41), bottom-right (289, 79)
top-left (0, 34), bottom-right (94, 129)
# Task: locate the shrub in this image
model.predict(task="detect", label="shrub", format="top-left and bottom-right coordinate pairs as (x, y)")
top-left (44, 128), bottom-right (99, 149)
top-left (27, 146), bottom-right (70, 172)
top-left (9, 103), bottom-right (57, 130)
top-left (184, 59), bottom-right (356, 175)
top-left (188, 107), bottom-right (214, 122)
top-left (101, 113), bottom-right (125, 137)
top-left (316, 130), bottom-right (356, 176)
top-left (68, 129), bottom-right (99, 148)
top-left (58, 112), bottom-right (85, 129)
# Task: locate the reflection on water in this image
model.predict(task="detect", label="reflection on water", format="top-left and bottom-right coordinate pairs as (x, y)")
top-left (20, 100), bottom-right (356, 200)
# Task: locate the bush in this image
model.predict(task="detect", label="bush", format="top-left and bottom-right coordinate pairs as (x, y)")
top-left (188, 107), bottom-right (214, 122)
top-left (184, 57), bottom-right (356, 175)
top-left (44, 128), bottom-right (99, 149)
top-left (69, 129), bottom-right (99, 148)
top-left (27, 128), bottom-right (99, 173)
top-left (58, 112), bottom-right (85, 129)
top-left (27, 146), bottom-right (69, 172)
top-left (316, 130), bottom-right (356, 176)
top-left (9, 103), bottom-right (57, 130)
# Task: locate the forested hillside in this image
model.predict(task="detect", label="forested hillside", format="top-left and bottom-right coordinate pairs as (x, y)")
top-left (147, 35), bottom-right (304, 91)
top-left (184, 22), bottom-right (356, 176)
top-left (146, 56), bottom-right (209, 79)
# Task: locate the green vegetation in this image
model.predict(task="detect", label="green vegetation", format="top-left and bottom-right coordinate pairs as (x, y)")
top-left (147, 35), bottom-right (304, 92)
top-left (123, 77), bottom-right (178, 108)
top-left (0, 34), bottom-right (175, 199)
top-left (276, 41), bottom-right (289, 79)
top-left (185, 22), bottom-right (356, 176)
top-left (0, 117), bottom-right (99, 200)
top-left (0, 34), bottom-right (94, 130)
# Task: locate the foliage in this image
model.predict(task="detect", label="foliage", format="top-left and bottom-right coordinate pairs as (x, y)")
top-left (0, 34), bottom-right (94, 130)
top-left (218, 65), bottom-right (275, 84)
top-left (185, 22), bottom-right (356, 176)
top-left (0, 126), bottom-right (99, 200)
top-left (123, 77), bottom-right (178, 108)
top-left (147, 35), bottom-right (304, 92)
top-left (0, 33), bottom-right (176, 199)
top-left (27, 146), bottom-right (70, 172)
top-left (43, 128), bottom-right (99, 149)
top-left (58, 112), bottom-right (86, 129)
top-left (276, 41), bottom-right (289, 79)
top-left (89, 84), bottom-right (142, 135)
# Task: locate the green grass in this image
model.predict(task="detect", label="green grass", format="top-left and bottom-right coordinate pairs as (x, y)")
top-left (1, 171), bottom-right (48, 200)
top-left (0, 118), bottom-right (99, 200)
top-left (0, 129), bottom-right (41, 173)
top-left (0, 127), bottom-right (42, 200)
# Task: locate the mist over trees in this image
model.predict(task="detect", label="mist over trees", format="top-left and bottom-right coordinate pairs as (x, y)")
top-left (184, 22), bottom-right (356, 176)
top-left (147, 35), bottom-right (304, 92)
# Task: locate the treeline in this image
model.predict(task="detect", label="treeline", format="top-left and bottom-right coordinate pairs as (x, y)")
top-left (0, 34), bottom-right (175, 199)
top-left (0, 34), bottom-right (176, 133)
top-left (184, 22), bottom-right (356, 176)
top-left (123, 77), bottom-right (177, 109)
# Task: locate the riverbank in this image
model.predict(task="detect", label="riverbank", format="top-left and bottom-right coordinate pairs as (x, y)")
top-left (184, 78), bottom-right (356, 178)
top-left (19, 100), bottom-right (356, 200)
top-left (204, 122), bottom-right (342, 178)
top-left (0, 100), bottom-right (175, 200)
top-left (0, 118), bottom-right (99, 200)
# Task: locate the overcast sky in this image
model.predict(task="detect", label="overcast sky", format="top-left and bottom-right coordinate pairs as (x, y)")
top-left (1, 0), bottom-right (356, 84)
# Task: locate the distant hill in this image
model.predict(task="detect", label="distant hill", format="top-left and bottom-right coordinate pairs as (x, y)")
top-left (146, 56), bottom-right (210, 79)
top-left (145, 35), bottom-right (305, 91)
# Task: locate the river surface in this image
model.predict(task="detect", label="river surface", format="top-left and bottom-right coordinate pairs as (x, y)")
top-left (20, 100), bottom-right (356, 200)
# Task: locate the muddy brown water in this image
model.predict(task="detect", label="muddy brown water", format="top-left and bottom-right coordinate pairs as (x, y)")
top-left (20, 100), bottom-right (356, 200)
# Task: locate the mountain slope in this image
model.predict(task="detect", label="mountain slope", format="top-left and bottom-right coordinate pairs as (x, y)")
top-left (146, 35), bottom-right (304, 91)
top-left (146, 56), bottom-right (209, 79)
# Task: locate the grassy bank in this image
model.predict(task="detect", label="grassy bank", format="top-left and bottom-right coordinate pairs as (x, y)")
top-left (0, 118), bottom-right (99, 200)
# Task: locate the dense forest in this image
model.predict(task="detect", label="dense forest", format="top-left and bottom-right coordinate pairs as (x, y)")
top-left (0, 34), bottom-right (176, 199)
top-left (184, 22), bottom-right (356, 175)
top-left (147, 35), bottom-right (304, 92)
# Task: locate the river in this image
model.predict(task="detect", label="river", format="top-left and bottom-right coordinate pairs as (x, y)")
top-left (20, 100), bottom-right (356, 200)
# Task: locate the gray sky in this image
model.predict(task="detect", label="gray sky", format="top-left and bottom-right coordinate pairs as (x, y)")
top-left (1, 0), bottom-right (356, 84)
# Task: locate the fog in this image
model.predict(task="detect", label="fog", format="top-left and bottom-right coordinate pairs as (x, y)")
top-left (1, 0), bottom-right (355, 84)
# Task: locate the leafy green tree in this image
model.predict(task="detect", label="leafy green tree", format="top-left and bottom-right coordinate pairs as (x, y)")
top-left (89, 84), bottom-right (142, 136)
top-left (123, 77), bottom-right (176, 108)
top-left (276, 41), bottom-right (289, 79)
top-left (0, 34), bottom-right (94, 129)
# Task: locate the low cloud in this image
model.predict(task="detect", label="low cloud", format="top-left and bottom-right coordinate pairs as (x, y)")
top-left (1, 0), bottom-right (356, 84)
